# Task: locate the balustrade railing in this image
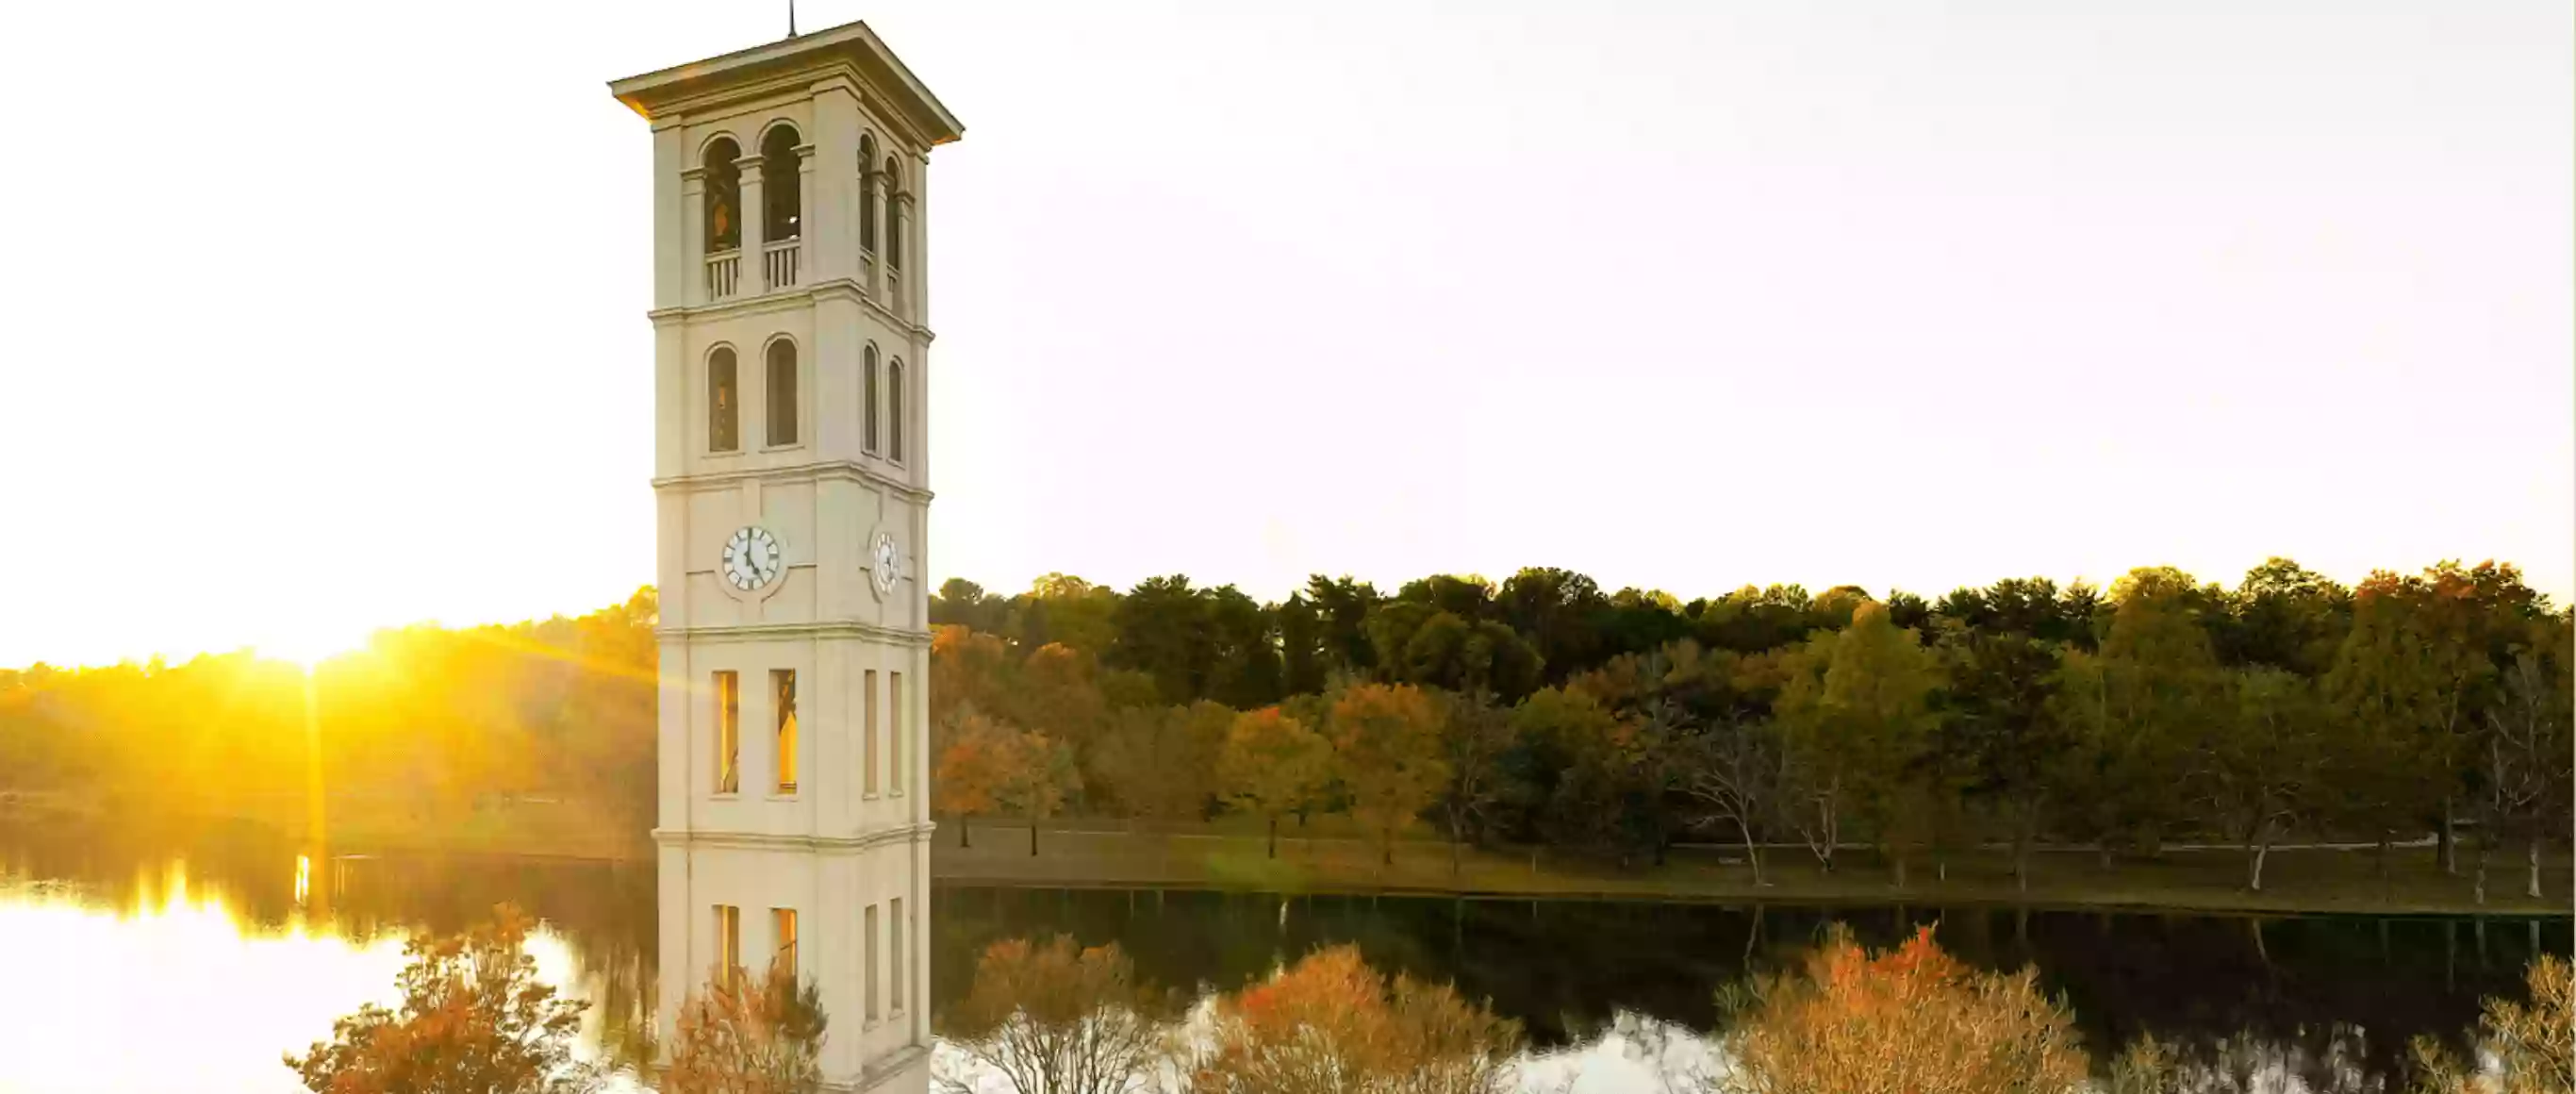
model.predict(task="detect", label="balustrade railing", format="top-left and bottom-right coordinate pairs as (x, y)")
top-left (764, 240), bottom-right (801, 290)
top-left (706, 251), bottom-right (741, 300)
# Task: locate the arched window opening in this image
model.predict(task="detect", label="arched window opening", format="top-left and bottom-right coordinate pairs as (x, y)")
top-left (858, 136), bottom-right (880, 255)
top-left (703, 138), bottom-right (742, 254)
top-left (863, 344), bottom-right (882, 454)
top-left (888, 359), bottom-right (906, 462)
top-left (707, 347), bottom-right (739, 453)
top-left (883, 157), bottom-right (904, 271)
top-left (763, 125), bottom-right (801, 242)
top-left (766, 340), bottom-right (800, 447)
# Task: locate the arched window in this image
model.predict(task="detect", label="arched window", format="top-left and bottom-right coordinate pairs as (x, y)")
top-left (766, 339), bottom-right (799, 447)
top-left (883, 157), bottom-right (903, 271)
top-left (763, 125), bottom-right (801, 242)
top-left (707, 347), bottom-right (739, 453)
top-left (888, 358), bottom-right (906, 462)
top-left (863, 344), bottom-right (882, 454)
top-left (703, 138), bottom-right (742, 254)
top-left (858, 136), bottom-right (879, 255)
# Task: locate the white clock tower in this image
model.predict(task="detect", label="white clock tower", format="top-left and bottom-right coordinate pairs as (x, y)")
top-left (609, 21), bottom-right (961, 1092)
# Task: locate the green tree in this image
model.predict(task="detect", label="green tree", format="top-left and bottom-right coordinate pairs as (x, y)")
top-left (2196, 667), bottom-right (2326, 891)
top-left (1016, 573), bottom-right (1122, 656)
top-left (2055, 567), bottom-right (2218, 866)
top-left (1509, 686), bottom-right (1627, 861)
top-left (1109, 576), bottom-right (1282, 707)
top-left (1496, 566), bottom-right (1610, 684)
top-left (1676, 714), bottom-right (1779, 886)
top-left (2321, 565), bottom-right (2537, 881)
top-left (1218, 706), bottom-right (1332, 858)
top-left (2217, 557), bottom-right (2351, 675)
top-left (1275, 592), bottom-right (1332, 697)
top-left (932, 577), bottom-right (1012, 635)
top-left (1302, 574), bottom-right (1385, 677)
top-left (2476, 617), bottom-right (2572, 901)
top-left (1434, 688), bottom-right (1517, 875)
top-left (1774, 601), bottom-right (1940, 881)
top-left (1938, 626), bottom-right (2068, 892)
top-left (1375, 608), bottom-right (1544, 701)
top-left (1328, 683), bottom-right (1452, 867)
top-left (283, 904), bottom-right (602, 1094)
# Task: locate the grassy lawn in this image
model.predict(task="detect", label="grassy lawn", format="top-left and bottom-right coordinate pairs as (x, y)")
top-left (931, 816), bottom-right (2574, 916)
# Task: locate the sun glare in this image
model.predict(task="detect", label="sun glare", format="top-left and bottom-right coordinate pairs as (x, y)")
top-left (252, 626), bottom-right (368, 671)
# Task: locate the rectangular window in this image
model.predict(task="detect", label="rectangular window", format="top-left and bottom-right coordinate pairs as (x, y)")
top-left (773, 669), bottom-right (798, 794)
top-left (709, 350), bottom-right (739, 453)
top-left (889, 671), bottom-right (905, 796)
top-left (863, 670), bottom-right (880, 795)
top-left (890, 897), bottom-right (905, 1015)
top-left (714, 671), bottom-right (740, 794)
top-left (864, 903), bottom-right (882, 1023)
top-left (863, 351), bottom-right (880, 455)
top-left (715, 904), bottom-right (741, 990)
top-left (767, 341), bottom-right (800, 447)
top-left (888, 362), bottom-right (906, 462)
top-left (771, 907), bottom-right (798, 982)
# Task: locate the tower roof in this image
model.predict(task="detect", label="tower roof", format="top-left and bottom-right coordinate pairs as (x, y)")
top-left (608, 19), bottom-right (964, 147)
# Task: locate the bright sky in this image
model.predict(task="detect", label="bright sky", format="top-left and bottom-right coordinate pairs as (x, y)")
top-left (1, 1), bottom-right (2568, 669)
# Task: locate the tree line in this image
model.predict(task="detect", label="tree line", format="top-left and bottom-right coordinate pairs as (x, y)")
top-left (0, 588), bottom-right (661, 847)
top-left (931, 559), bottom-right (2573, 898)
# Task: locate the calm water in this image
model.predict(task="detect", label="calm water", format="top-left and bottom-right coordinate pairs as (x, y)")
top-left (0, 820), bottom-right (2566, 1093)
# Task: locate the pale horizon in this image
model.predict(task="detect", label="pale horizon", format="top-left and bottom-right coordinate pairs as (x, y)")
top-left (2, 0), bottom-right (2568, 669)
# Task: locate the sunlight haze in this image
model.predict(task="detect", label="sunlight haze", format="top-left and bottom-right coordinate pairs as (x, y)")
top-left (0, 0), bottom-right (2567, 668)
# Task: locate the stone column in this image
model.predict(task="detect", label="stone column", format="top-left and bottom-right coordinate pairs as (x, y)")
top-left (790, 142), bottom-right (817, 286)
top-left (680, 166), bottom-right (707, 305)
top-left (890, 192), bottom-right (915, 320)
top-left (737, 153), bottom-right (768, 293)
top-left (862, 165), bottom-right (886, 297)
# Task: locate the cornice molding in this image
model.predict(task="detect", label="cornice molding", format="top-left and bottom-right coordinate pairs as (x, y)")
top-left (649, 279), bottom-right (934, 344)
top-left (652, 459), bottom-right (932, 505)
top-left (652, 820), bottom-right (937, 853)
top-left (658, 621), bottom-right (933, 646)
top-left (613, 44), bottom-right (956, 153)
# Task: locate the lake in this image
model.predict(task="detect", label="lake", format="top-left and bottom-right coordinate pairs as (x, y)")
top-left (0, 820), bottom-right (2564, 1093)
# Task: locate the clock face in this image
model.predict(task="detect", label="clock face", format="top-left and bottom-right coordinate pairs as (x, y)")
top-left (721, 526), bottom-right (783, 591)
top-left (869, 531), bottom-right (900, 598)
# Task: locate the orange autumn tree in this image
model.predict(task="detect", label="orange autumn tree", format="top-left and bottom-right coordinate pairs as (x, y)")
top-left (283, 904), bottom-right (603, 1094)
top-left (663, 963), bottom-right (827, 1094)
top-left (933, 706), bottom-right (1011, 848)
top-left (1218, 705), bottom-right (1331, 858)
top-left (1195, 944), bottom-right (1521, 1094)
top-left (1326, 684), bottom-right (1451, 868)
top-left (1713, 925), bottom-right (2087, 1094)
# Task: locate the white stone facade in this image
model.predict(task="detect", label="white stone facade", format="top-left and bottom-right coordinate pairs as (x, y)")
top-left (610, 22), bottom-right (963, 1094)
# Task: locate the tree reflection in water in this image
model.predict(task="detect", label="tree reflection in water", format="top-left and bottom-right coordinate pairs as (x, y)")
top-left (0, 820), bottom-right (2565, 1093)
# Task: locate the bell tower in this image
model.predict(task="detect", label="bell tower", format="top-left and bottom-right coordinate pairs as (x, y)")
top-left (609, 21), bottom-right (962, 1092)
